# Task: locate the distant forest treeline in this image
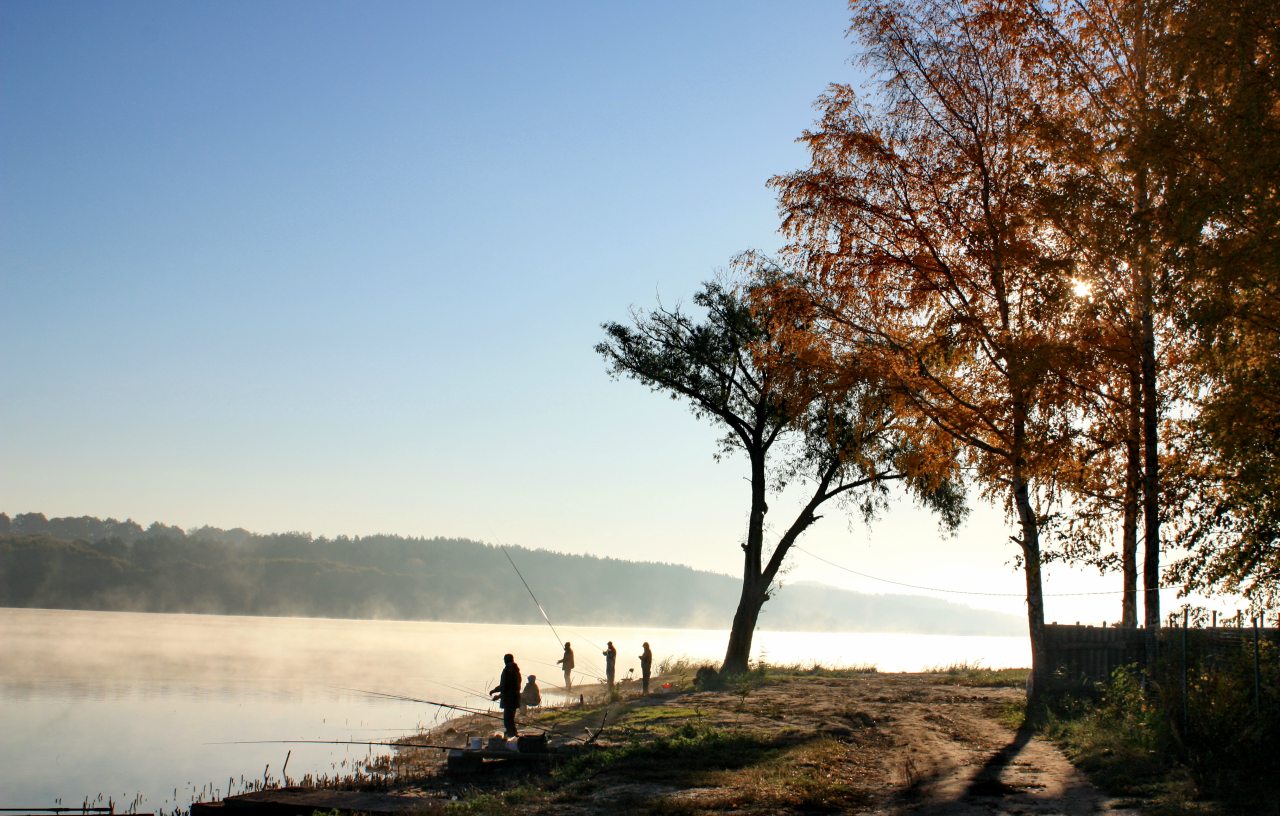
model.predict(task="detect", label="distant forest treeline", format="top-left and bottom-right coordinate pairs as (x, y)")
top-left (0, 512), bottom-right (1020, 634)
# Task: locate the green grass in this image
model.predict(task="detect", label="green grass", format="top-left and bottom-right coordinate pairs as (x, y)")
top-left (552, 722), bottom-right (781, 785)
top-left (440, 785), bottom-right (544, 815)
top-left (754, 660), bottom-right (879, 677)
top-left (618, 706), bottom-right (705, 726)
top-left (928, 661), bottom-right (1030, 687)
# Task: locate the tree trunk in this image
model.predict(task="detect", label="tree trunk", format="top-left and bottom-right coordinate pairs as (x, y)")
top-left (1011, 404), bottom-right (1047, 702)
top-left (1013, 474), bottom-right (1047, 702)
top-left (1140, 292), bottom-right (1160, 629)
top-left (722, 578), bottom-right (767, 675)
top-left (1133, 0), bottom-right (1162, 632)
top-left (722, 449), bottom-right (770, 676)
top-left (1121, 364), bottom-right (1142, 628)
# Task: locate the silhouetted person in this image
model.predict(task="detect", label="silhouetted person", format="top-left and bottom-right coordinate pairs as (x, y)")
top-left (640, 642), bottom-right (653, 694)
top-left (490, 653), bottom-right (521, 738)
top-left (604, 641), bottom-right (617, 687)
top-left (557, 642), bottom-right (575, 690)
top-left (519, 674), bottom-right (541, 718)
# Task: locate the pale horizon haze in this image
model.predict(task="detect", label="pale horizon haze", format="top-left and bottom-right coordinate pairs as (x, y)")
top-left (1, 2), bottom-right (1209, 631)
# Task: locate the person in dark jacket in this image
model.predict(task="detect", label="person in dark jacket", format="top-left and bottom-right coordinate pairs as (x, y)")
top-left (519, 674), bottom-right (541, 717)
top-left (639, 642), bottom-right (653, 695)
top-left (557, 642), bottom-right (575, 690)
top-left (603, 641), bottom-right (617, 688)
top-left (490, 653), bottom-right (522, 737)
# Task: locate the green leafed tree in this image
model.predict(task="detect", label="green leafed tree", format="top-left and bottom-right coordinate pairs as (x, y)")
top-left (597, 263), bottom-right (965, 675)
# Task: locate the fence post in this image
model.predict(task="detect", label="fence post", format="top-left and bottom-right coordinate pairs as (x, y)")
top-left (1182, 608), bottom-right (1189, 736)
top-left (1253, 616), bottom-right (1261, 716)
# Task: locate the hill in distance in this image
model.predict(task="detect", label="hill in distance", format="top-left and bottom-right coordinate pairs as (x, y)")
top-left (0, 512), bottom-right (1022, 635)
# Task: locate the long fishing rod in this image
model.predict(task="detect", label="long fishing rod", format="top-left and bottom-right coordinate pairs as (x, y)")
top-left (526, 657), bottom-right (607, 685)
top-left (348, 686), bottom-right (565, 738)
top-left (498, 544), bottom-right (613, 686)
top-left (208, 739), bottom-right (459, 751)
top-left (342, 687), bottom-right (504, 721)
top-left (500, 545), bottom-right (564, 647)
top-left (430, 678), bottom-right (492, 700)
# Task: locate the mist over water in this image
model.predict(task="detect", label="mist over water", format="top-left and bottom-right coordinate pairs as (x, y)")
top-left (1, 608), bottom-right (1029, 812)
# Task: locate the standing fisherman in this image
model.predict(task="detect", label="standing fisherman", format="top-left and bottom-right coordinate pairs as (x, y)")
top-left (603, 641), bottom-right (617, 688)
top-left (557, 642), bottom-right (575, 690)
top-left (489, 653), bottom-right (522, 738)
top-left (639, 642), bottom-right (653, 695)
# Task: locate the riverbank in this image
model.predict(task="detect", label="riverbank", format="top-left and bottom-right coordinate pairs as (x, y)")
top-left (290, 666), bottom-right (1151, 815)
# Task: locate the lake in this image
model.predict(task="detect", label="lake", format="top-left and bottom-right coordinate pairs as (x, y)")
top-left (0, 608), bottom-right (1029, 812)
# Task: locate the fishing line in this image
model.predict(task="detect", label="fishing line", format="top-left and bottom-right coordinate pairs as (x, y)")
top-left (793, 545), bottom-right (1178, 597)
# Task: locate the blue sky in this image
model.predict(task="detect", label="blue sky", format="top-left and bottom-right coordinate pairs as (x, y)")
top-left (2, 1), bottom-right (1195, 627)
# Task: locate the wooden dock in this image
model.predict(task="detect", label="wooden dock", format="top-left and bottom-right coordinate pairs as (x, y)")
top-left (190, 788), bottom-right (429, 816)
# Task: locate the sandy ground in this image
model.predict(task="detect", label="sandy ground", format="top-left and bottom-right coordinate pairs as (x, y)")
top-left (397, 673), bottom-right (1143, 814)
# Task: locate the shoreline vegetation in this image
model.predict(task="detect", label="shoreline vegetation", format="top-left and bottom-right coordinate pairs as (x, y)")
top-left (0, 512), bottom-right (1022, 635)
top-left (211, 660), bottom-right (1248, 815)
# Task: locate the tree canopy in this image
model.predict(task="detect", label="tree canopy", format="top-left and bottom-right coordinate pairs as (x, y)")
top-left (598, 267), bottom-right (963, 673)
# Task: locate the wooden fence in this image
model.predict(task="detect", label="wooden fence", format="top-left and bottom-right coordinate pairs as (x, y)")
top-left (1043, 621), bottom-right (1280, 685)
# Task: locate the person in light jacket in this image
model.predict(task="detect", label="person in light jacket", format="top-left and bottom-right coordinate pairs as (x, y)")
top-left (604, 641), bottom-right (617, 688)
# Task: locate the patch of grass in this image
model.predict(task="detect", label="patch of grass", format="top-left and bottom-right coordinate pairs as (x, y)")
top-left (611, 734), bottom-right (878, 814)
top-left (1038, 666), bottom-right (1208, 814)
top-left (993, 698), bottom-right (1027, 731)
top-left (619, 706), bottom-right (705, 726)
top-left (528, 705), bottom-right (587, 725)
top-left (441, 785), bottom-right (546, 815)
top-left (929, 662), bottom-right (1030, 688)
top-left (551, 722), bottom-right (779, 785)
top-left (755, 660), bottom-right (879, 677)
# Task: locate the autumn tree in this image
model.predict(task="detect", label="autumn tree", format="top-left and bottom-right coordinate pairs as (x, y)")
top-left (1015, 0), bottom-right (1196, 634)
top-left (773, 0), bottom-right (1086, 696)
top-left (597, 266), bottom-right (963, 675)
top-left (1154, 0), bottom-right (1280, 604)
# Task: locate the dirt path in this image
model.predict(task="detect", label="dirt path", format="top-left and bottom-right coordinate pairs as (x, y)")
top-left (400, 672), bottom-right (1142, 814)
top-left (838, 674), bottom-right (1139, 815)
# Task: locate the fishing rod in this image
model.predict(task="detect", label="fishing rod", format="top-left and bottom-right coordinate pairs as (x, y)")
top-left (430, 678), bottom-right (492, 700)
top-left (208, 739), bottom-right (459, 751)
top-left (347, 686), bottom-right (567, 738)
top-left (497, 544), bottom-right (612, 685)
top-left (342, 687), bottom-right (504, 721)
top-left (500, 545), bottom-right (564, 647)
top-left (526, 657), bottom-right (607, 685)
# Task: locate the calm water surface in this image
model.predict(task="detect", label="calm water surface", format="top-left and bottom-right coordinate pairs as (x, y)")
top-left (0, 608), bottom-right (1028, 812)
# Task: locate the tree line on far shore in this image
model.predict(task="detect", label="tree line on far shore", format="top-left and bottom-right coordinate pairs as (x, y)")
top-left (0, 512), bottom-right (1020, 635)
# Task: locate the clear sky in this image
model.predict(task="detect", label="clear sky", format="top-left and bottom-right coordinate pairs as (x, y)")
top-left (1, 1), bottom-right (1205, 629)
